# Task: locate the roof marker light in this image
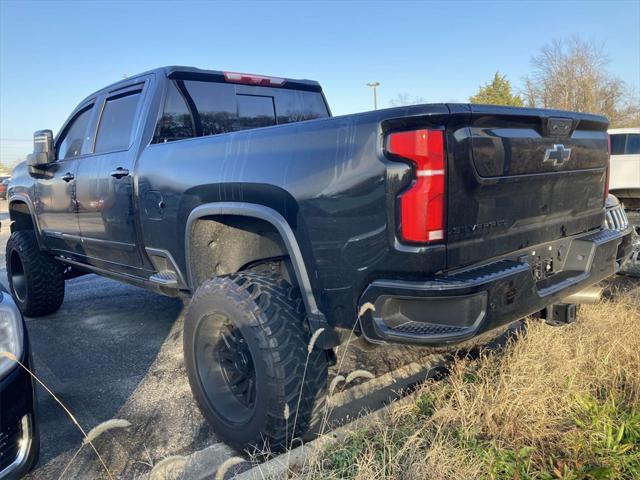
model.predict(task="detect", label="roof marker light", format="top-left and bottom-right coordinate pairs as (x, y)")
top-left (224, 72), bottom-right (286, 87)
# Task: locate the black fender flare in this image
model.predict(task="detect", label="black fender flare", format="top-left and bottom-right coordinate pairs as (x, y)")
top-left (7, 193), bottom-right (45, 246)
top-left (185, 202), bottom-right (335, 346)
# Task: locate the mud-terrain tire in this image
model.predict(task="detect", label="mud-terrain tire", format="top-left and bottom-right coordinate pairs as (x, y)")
top-left (6, 230), bottom-right (65, 316)
top-left (184, 272), bottom-right (328, 451)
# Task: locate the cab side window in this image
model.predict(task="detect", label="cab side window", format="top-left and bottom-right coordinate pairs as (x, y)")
top-left (153, 81), bottom-right (195, 143)
top-left (57, 105), bottom-right (93, 160)
top-left (94, 90), bottom-right (142, 153)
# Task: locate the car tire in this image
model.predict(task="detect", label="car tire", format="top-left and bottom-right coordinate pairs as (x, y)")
top-left (184, 272), bottom-right (328, 451)
top-left (6, 230), bottom-right (65, 316)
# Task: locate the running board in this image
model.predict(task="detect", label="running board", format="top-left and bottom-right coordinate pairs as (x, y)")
top-left (149, 270), bottom-right (179, 288)
top-left (145, 247), bottom-right (188, 290)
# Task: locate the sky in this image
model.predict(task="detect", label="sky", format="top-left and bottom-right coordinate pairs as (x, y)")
top-left (1, 0), bottom-right (639, 167)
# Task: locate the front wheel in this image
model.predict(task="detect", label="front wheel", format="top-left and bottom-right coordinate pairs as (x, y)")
top-left (183, 272), bottom-right (328, 451)
top-left (6, 230), bottom-right (65, 316)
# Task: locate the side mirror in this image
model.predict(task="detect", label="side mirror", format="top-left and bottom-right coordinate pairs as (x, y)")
top-left (27, 130), bottom-right (55, 167)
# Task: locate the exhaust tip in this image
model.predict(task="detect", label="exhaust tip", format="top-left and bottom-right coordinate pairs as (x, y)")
top-left (562, 286), bottom-right (603, 305)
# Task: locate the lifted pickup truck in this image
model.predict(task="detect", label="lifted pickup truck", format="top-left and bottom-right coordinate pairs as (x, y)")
top-left (6, 66), bottom-right (633, 450)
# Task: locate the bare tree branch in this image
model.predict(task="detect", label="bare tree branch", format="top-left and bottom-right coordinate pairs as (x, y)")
top-left (389, 93), bottom-right (426, 107)
top-left (524, 36), bottom-right (639, 127)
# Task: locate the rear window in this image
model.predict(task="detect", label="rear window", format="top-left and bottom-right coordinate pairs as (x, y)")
top-left (272, 89), bottom-right (329, 124)
top-left (184, 81), bottom-right (236, 136)
top-left (610, 133), bottom-right (640, 155)
top-left (236, 95), bottom-right (276, 130)
top-left (152, 79), bottom-right (328, 143)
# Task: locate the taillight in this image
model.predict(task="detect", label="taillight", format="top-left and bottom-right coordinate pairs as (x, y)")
top-left (605, 135), bottom-right (611, 203)
top-left (387, 129), bottom-right (446, 243)
top-left (224, 71), bottom-right (286, 87)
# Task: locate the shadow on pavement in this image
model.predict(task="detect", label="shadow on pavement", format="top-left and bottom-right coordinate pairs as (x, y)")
top-left (24, 274), bottom-right (183, 466)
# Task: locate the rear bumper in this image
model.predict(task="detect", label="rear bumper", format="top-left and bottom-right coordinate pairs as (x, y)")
top-left (358, 228), bottom-right (628, 346)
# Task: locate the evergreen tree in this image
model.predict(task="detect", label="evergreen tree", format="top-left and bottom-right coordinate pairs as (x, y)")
top-left (470, 72), bottom-right (524, 106)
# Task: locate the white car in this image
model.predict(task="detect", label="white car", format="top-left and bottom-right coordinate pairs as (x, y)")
top-left (608, 127), bottom-right (640, 225)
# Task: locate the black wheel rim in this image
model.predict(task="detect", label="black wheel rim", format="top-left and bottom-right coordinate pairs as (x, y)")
top-left (195, 313), bottom-right (257, 425)
top-left (10, 249), bottom-right (27, 303)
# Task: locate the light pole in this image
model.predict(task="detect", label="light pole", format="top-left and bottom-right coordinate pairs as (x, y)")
top-left (367, 82), bottom-right (380, 110)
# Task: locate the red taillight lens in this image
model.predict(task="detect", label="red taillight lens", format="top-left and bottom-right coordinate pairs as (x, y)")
top-left (387, 129), bottom-right (446, 243)
top-left (224, 71), bottom-right (286, 87)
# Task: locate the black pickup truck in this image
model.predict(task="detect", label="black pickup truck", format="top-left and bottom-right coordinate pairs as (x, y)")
top-left (6, 66), bottom-right (633, 450)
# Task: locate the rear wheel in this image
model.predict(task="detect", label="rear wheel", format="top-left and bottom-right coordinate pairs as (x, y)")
top-left (6, 230), bottom-right (65, 316)
top-left (184, 272), bottom-right (328, 451)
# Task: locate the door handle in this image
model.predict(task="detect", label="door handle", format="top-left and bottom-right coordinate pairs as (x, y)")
top-left (110, 167), bottom-right (130, 179)
top-left (61, 172), bottom-right (75, 182)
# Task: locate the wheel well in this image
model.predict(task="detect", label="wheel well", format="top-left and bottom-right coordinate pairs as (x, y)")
top-left (188, 215), bottom-right (292, 289)
top-left (8, 201), bottom-right (35, 232)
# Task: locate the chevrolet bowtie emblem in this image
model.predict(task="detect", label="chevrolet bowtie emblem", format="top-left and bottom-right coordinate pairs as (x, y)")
top-left (543, 144), bottom-right (572, 166)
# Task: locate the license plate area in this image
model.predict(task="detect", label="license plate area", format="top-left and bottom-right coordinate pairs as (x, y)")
top-left (520, 245), bottom-right (560, 282)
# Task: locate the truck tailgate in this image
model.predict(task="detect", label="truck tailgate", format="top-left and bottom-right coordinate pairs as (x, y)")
top-left (446, 105), bottom-right (609, 268)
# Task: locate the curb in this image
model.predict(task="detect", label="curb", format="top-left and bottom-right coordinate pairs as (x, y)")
top-left (160, 355), bottom-right (449, 480)
top-left (234, 393), bottom-right (419, 480)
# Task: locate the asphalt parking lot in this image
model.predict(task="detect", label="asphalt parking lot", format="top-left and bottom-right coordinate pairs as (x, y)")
top-left (0, 200), bottom-right (221, 478)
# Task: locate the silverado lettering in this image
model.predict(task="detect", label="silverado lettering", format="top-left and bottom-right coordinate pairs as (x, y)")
top-left (449, 219), bottom-right (509, 236)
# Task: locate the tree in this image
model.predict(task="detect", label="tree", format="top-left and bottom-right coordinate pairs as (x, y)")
top-left (389, 93), bottom-right (427, 107)
top-left (0, 158), bottom-right (23, 175)
top-left (469, 72), bottom-right (524, 106)
top-left (524, 37), bottom-right (639, 127)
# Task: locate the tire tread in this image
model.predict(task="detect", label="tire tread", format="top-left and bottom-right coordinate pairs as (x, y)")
top-left (6, 230), bottom-right (65, 316)
top-left (185, 272), bottom-right (328, 451)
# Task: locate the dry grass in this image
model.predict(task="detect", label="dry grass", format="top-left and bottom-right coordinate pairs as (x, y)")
top-left (0, 351), bottom-right (116, 480)
top-left (300, 293), bottom-right (640, 479)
